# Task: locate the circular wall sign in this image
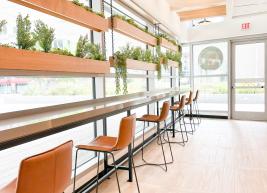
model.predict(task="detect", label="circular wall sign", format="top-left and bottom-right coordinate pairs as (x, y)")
top-left (198, 46), bottom-right (223, 70)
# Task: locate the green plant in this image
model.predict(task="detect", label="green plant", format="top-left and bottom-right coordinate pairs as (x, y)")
top-left (75, 34), bottom-right (105, 60)
top-left (0, 20), bottom-right (7, 33)
top-left (34, 20), bottom-right (55, 52)
top-left (130, 47), bottom-right (142, 60)
top-left (0, 43), bottom-right (16, 48)
top-left (50, 48), bottom-right (74, 56)
top-left (72, 0), bottom-right (104, 17)
top-left (114, 51), bottom-right (127, 95)
top-left (113, 14), bottom-right (155, 38)
top-left (166, 50), bottom-right (182, 68)
top-left (156, 33), bottom-right (177, 46)
top-left (86, 43), bottom-right (105, 60)
top-left (141, 49), bottom-right (153, 63)
top-left (76, 34), bottom-right (90, 58)
top-left (16, 14), bottom-right (36, 50)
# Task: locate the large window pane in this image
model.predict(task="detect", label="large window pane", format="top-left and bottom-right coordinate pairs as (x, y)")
top-left (193, 42), bottom-right (228, 115)
top-left (194, 76), bottom-right (228, 115)
top-left (193, 42), bottom-right (227, 76)
top-left (0, 77), bottom-right (93, 113)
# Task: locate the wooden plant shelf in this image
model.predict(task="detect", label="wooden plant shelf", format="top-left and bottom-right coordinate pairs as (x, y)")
top-left (110, 17), bottom-right (157, 46)
top-left (0, 47), bottom-right (110, 74)
top-left (159, 38), bottom-right (178, 52)
top-left (168, 60), bottom-right (178, 68)
top-left (110, 57), bottom-right (157, 71)
top-left (9, 0), bottom-right (108, 32)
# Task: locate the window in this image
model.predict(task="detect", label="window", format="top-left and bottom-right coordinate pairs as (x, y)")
top-left (193, 42), bottom-right (228, 115)
top-left (0, 77), bottom-right (93, 113)
top-left (180, 46), bottom-right (191, 93)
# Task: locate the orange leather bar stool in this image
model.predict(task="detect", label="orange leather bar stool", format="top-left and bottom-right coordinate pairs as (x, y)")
top-left (73, 114), bottom-right (140, 193)
top-left (168, 95), bottom-right (188, 145)
top-left (136, 101), bottom-right (173, 171)
top-left (0, 141), bottom-right (73, 193)
top-left (185, 91), bottom-right (196, 133)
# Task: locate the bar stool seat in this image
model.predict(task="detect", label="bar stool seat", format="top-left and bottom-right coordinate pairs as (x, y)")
top-left (137, 115), bottom-right (160, 122)
top-left (77, 136), bottom-right (117, 152)
top-left (170, 104), bottom-right (183, 111)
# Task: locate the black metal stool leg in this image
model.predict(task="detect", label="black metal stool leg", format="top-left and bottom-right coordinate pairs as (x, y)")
top-left (96, 152), bottom-right (100, 193)
top-left (141, 121), bottom-right (145, 161)
top-left (132, 141), bottom-right (140, 193)
top-left (158, 125), bottom-right (168, 172)
top-left (164, 121), bottom-right (174, 162)
top-left (181, 111), bottom-right (189, 142)
top-left (110, 152), bottom-right (121, 193)
top-left (73, 149), bottom-right (80, 193)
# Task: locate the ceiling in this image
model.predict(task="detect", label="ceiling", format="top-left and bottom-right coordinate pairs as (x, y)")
top-left (166, 0), bottom-right (226, 12)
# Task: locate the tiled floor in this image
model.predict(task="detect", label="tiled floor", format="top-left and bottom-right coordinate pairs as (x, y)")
top-left (96, 118), bottom-right (267, 193)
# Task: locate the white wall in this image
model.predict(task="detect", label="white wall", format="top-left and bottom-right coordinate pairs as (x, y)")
top-left (129, 0), bottom-right (182, 38)
top-left (185, 13), bottom-right (267, 43)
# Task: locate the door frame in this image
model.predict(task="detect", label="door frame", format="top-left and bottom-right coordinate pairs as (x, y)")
top-left (230, 39), bottom-right (267, 121)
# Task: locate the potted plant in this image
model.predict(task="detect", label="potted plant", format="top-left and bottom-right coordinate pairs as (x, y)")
top-left (111, 15), bottom-right (157, 46)
top-left (0, 14), bottom-right (109, 74)
top-left (10, 0), bottom-right (108, 32)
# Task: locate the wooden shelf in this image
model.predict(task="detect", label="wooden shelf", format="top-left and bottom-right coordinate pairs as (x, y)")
top-left (9, 0), bottom-right (109, 32)
top-left (168, 60), bottom-right (178, 68)
top-left (0, 47), bottom-right (110, 74)
top-left (110, 57), bottom-right (157, 71)
top-left (110, 17), bottom-right (157, 46)
top-left (159, 38), bottom-right (178, 52)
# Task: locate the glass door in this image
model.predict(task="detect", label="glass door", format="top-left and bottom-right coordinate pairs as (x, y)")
top-left (231, 41), bottom-right (267, 120)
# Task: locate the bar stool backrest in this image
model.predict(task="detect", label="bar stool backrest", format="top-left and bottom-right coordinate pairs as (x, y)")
top-left (114, 114), bottom-right (136, 150)
top-left (194, 90), bottom-right (199, 101)
top-left (179, 95), bottom-right (186, 110)
top-left (16, 141), bottom-right (73, 193)
top-left (187, 91), bottom-right (193, 104)
top-left (158, 101), bottom-right (170, 122)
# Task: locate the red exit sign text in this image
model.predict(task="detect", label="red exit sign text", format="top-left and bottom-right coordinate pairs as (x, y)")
top-left (241, 23), bottom-right (250, 30)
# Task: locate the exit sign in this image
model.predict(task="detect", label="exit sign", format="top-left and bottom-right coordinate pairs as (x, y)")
top-left (241, 22), bottom-right (250, 30)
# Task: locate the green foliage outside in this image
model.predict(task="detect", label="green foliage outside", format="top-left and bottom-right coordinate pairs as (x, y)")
top-left (34, 20), bottom-right (55, 52)
top-left (16, 14), bottom-right (36, 50)
top-left (22, 78), bottom-right (91, 96)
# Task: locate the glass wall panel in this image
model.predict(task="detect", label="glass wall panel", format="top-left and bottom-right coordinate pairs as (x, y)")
top-left (194, 76), bottom-right (228, 113)
top-left (193, 42), bottom-right (228, 115)
top-left (180, 46), bottom-right (191, 93)
top-left (0, 77), bottom-right (93, 113)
